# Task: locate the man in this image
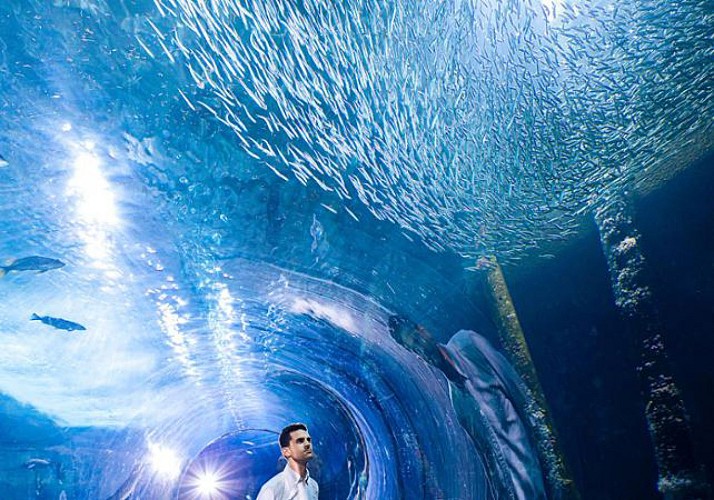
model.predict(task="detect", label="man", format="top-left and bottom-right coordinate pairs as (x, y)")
top-left (257, 423), bottom-right (319, 500)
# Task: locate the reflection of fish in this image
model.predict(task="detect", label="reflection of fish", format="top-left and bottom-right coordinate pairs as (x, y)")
top-left (23, 458), bottom-right (52, 470)
top-left (446, 330), bottom-right (548, 500)
top-left (310, 214), bottom-right (329, 259)
top-left (0, 256), bottom-right (65, 277)
top-left (388, 315), bottom-right (468, 387)
top-left (31, 313), bottom-right (86, 331)
top-left (23, 458), bottom-right (65, 485)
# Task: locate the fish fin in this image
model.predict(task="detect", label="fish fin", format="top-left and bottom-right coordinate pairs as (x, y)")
top-left (30, 313), bottom-right (40, 321)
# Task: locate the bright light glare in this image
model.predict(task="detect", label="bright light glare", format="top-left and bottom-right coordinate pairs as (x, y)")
top-left (148, 442), bottom-right (182, 480)
top-left (184, 462), bottom-right (235, 500)
top-left (66, 149), bottom-right (122, 264)
top-left (196, 472), bottom-right (220, 496)
top-left (67, 151), bottom-right (119, 226)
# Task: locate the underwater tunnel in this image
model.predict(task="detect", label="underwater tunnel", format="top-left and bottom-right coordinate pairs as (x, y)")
top-left (0, 0), bottom-right (713, 498)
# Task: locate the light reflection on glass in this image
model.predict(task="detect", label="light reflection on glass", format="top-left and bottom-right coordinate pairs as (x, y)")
top-left (157, 298), bottom-right (201, 382)
top-left (147, 441), bottom-right (183, 480)
top-left (290, 296), bottom-right (358, 334)
top-left (208, 280), bottom-right (256, 423)
top-left (67, 151), bottom-right (119, 226)
top-left (65, 146), bottom-right (122, 270)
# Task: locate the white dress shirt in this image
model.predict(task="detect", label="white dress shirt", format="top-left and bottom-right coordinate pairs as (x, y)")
top-left (256, 464), bottom-right (319, 500)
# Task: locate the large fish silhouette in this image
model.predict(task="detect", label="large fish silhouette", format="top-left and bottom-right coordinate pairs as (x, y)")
top-left (0, 256), bottom-right (65, 277)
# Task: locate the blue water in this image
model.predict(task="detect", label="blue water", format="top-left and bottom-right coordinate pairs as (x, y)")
top-left (1, 0), bottom-right (713, 498)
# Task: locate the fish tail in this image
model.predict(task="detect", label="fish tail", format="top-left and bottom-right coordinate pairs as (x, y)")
top-left (30, 313), bottom-right (40, 321)
top-left (0, 268), bottom-right (5, 278)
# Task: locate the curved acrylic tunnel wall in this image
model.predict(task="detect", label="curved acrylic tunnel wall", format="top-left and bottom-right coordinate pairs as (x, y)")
top-left (0, 161), bottom-right (515, 499)
top-left (0, 2), bottom-right (514, 494)
top-left (1, 235), bottom-right (549, 499)
top-left (1, 0), bottom-right (713, 498)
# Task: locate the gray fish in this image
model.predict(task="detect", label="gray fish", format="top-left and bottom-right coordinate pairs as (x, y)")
top-left (31, 313), bottom-right (86, 332)
top-left (0, 256), bottom-right (65, 277)
top-left (23, 458), bottom-right (52, 470)
top-left (388, 315), bottom-right (468, 388)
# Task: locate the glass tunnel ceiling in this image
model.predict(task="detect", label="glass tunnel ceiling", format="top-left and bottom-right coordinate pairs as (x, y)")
top-left (0, 0), bottom-right (712, 498)
top-left (159, 0), bottom-right (713, 259)
top-left (2, 0), bottom-right (713, 260)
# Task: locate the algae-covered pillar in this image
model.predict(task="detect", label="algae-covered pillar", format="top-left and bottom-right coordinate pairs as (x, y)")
top-left (483, 258), bottom-right (580, 500)
top-left (594, 196), bottom-right (710, 500)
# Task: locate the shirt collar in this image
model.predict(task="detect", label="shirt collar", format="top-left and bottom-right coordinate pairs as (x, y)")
top-left (283, 463), bottom-right (311, 485)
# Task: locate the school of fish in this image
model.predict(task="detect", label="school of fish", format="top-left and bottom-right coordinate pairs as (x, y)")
top-left (144, 0), bottom-right (712, 260)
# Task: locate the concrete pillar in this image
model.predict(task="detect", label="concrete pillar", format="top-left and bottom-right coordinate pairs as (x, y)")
top-left (484, 259), bottom-right (580, 500)
top-left (594, 196), bottom-right (710, 499)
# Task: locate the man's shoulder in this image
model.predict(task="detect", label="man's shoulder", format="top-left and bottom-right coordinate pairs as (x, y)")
top-left (257, 471), bottom-right (286, 499)
top-left (307, 472), bottom-right (319, 494)
top-left (264, 470), bottom-right (285, 485)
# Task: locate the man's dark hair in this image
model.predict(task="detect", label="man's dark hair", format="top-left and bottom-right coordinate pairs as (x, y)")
top-left (279, 422), bottom-right (308, 448)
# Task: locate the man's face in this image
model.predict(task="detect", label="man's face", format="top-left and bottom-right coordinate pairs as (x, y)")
top-left (282, 429), bottom-right (314, 464)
